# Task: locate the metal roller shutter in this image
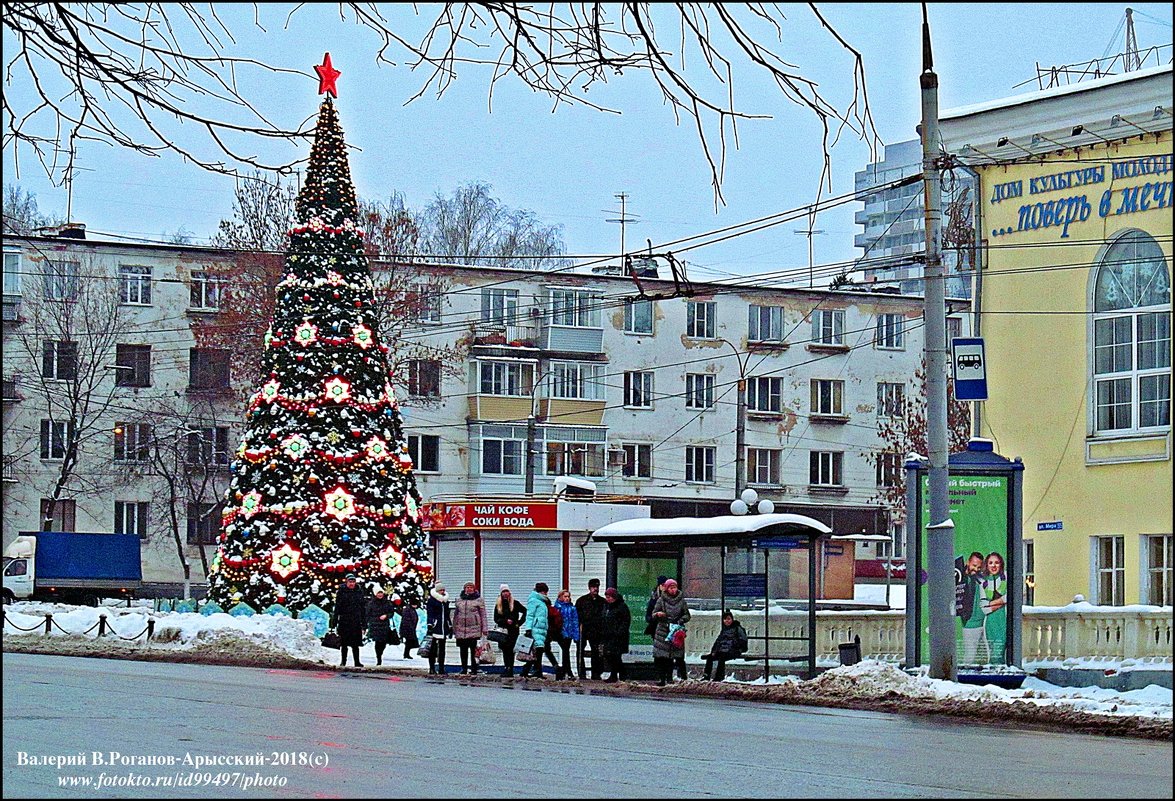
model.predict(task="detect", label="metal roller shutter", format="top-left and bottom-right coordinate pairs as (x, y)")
top-left (435, 535), bottom-right (477, 589)
top-left (480, 533), bottom-right (563, 619)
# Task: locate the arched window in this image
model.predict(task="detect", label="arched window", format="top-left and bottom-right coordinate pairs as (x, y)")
top-left (1092, 230), bottom-right (1171, 434)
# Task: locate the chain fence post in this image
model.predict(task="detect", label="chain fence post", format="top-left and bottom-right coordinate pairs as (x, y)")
top-left (98, 614), bottom-right (108, 637)
top-left (146, 619), bottom-right (155, 640)
top-left (44, 614), bottom-right (52, 635)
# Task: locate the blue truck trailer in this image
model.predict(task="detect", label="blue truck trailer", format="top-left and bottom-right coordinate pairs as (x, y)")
top-left (2, 531), bottom-right (143, 605)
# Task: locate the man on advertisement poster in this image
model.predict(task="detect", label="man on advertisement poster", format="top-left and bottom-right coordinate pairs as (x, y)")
top-left (955, 551), bottom-right (988, 664)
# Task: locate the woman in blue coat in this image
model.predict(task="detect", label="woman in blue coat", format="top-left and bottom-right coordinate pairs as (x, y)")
top-left (553, 589), bottom-right (581, 680)
top-left (519, 582), bottom-right (560, 679)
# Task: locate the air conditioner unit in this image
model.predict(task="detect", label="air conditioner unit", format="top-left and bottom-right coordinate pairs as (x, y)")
top-left (607, 447), bottom-right (627, 467)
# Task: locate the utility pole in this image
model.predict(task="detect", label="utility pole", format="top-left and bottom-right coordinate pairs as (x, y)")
top-left (1124, 8), bottom-right (1140, 72)
top-left (793, 224), bottom-right (825, 288)
top-left (721, 339), bottom-right (750, 496)
top-left (920, 5), bottom-right (955, 682)
top-left (606, 193), bottom-right (638, 264)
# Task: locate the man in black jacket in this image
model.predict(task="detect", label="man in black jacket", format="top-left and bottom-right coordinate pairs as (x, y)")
top-left (575, 578), bottom-right (606, 680)
top-left (702, 609), bottom-right (749, 681)
top-left (332, 574), bottom-right (368, 667)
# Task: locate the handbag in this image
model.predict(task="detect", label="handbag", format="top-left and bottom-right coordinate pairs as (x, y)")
top-left (389, 630), bottom-right (401, 646)
top-left (487, 627), bottom-right (510, 644)
top-left (321, 630), bottom-right (340, 649)
top-left (514, 633), bottom-right (535, 662)
top-left (417, 636), bottom-right (435, 659)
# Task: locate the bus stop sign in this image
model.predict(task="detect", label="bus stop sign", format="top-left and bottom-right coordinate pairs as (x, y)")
top-left (952, 337), bottom-right (988, 401)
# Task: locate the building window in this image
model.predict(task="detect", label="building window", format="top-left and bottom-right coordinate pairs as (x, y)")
top-left (1094, 535), bottom-right (1125, 606)
top-left (119, 265), bottom-right (152, 305)
top-left (413, 284), bottom-right (443, 324)
top-left (407, 434), bottom-right (440, 472)
top-left (747, 448), bottom-right (782, 486)
top-left (4, 249), bottom-right (23, 295)
top-left (1092, 230), bottom-right (1171, 435)
top-left (811, 309), bottom-right (845, 345)
top-left (190, 271), bottom-right (221, 311)
top-left (875, 313), bottom-right (905, 349)
top-left (746, 376), bottom-right (783, 413)
top-left (1024, 540), bottom-right (1035, 606)
top-left (685, 373), bottom-right (715, 409)
top-left (624, 371), bottom-right (654, 409)
top-left (43, 259), bottom-right (79, 301)
top-left (748, 305), bottom-right (785, 343)
top-left (947, 316), bottom-right (963, 343)
top-left (114, 422), bottom-right (152, 463)
top-left (482, 438), bottom-right (523, 475)
top-left (187, 502), bottom-right (222, 545)
top-left (186, 427), bottom-right (230, 466)
top-left (481, 288), bottom-right (519, 326)
top-left (875, 451), bottom-right (902, 487)
top-left (39, 419), bottom-right (74, 460)
top-left (115, 344), bottom-right (152, 388)
top-left (42, 340), bottom-right (77, 380)
top-left (550, 361), bottom-right (605, 400)
top-left (621, 443), bottom-right (652, 479)
top-left (685, 446), bottom-right (716, 483)
top-left (550, 288), bottom-right (602, 328)
top-left (40, 498), bottom-right (77, 531)
top-left (408, 359), bottom-right (442, 398)
top-left (115, 501), bottom-right (150, 539)
top-left (546, 442), bottom-right (605, 477)
top-left (809, 451), bottom-right (843, 487)
top-left (877, 382), bottom-right (905, 419)
top-left (623, 298), bottom-right (654, 334)
top-left (686, 301), bottom-right (717, 339)
top-left (478, 361), bottom-right (532, 396)
top-left (1144, 534), bottom-right (1172, 606)
top-left (879, 521), bottom-right (906, 561)
top-left (188, 348), bottom-right (231, 389)
top-left (811, 379), bottom-right (845, 416)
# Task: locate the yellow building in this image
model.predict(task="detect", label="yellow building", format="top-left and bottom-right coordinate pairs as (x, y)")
top-left (943, 68), bottom-right (1172, 607)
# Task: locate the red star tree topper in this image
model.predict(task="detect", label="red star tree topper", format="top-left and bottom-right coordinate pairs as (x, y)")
top-left (315, 52), bottom-right (341, 97)
top-left (207, 57), bottom-right (433, 614)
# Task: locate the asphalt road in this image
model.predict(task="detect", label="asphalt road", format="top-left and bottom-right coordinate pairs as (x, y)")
top-left (2, 653), bottom-right (1171, 799)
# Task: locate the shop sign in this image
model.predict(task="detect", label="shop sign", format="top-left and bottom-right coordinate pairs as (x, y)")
top-left (422, 502), bottom-right (558, 530)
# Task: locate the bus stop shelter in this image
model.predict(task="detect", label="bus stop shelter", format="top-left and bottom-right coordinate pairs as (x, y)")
top-left (590, 513), bottom-right (832, 679)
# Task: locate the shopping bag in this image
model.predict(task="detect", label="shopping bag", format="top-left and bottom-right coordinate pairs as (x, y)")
top-left (477, 637), bottom-right (496, 665)
top-left (417, 636), bottom-right (435, 659)
top-left (487, 627), bottom-right (510, 644)
top-left (514, 633), bottom-right (535, 661)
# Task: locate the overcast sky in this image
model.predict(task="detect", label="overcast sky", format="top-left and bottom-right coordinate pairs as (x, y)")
top-left (3, 3), bottom-right (1172, 283)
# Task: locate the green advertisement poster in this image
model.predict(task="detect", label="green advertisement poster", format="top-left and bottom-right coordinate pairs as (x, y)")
top-left (615, 556), bottom-right (678, 657)
top-left (918, 474), bottom-right (1010, 666)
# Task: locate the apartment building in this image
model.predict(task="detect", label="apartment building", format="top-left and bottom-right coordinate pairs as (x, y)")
top-left (2, 232), bottom-right (967, 593)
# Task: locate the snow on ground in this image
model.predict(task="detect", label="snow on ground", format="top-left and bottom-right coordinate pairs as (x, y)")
top-left (3, 602), bottom-right (1170, 723)
top-left (2, 601), bottom-right (431, 669)
top-left (725, 660), bottom-right (1172, 720)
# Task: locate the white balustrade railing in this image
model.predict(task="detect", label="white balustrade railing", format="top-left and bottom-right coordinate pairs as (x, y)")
top-left (682, 605), bottom-right (1173, 666)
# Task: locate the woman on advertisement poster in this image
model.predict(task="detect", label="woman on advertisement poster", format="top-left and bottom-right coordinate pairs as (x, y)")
top-left (982, 552), bottom-right (1008, 663)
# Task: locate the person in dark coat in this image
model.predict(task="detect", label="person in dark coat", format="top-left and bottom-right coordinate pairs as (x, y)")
top-left (599, 587), bottom-right (631, 683)
top-left (702, 609), bottom-right (749, 681)
top-left (332, 574), bottom-right (367, 668)
top-left (366, 586), bottom-right (396, 666)
top-left (651, 578), bottom-right (691, 685)
top-left (396, 599), bottom-right (419, 659)
top-left (493, 584), bottom-right (527, 678)
top-left (644, 575), bottom-right (668, 637)
top-left (575, 578), bottom-right (606, 680)
top-left (425, 583), bottom-right (454, 675)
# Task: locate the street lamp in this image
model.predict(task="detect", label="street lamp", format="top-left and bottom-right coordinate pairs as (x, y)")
top-left (718, 339), bottom-right (752, 496)
top-left (730, 487), bottom-right (775, 517)
top-left (524, 365), bottom-right (554, 495)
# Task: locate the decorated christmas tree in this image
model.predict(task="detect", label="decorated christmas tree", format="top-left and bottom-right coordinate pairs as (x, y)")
top-left (208, 54), bottom-right (433, 614)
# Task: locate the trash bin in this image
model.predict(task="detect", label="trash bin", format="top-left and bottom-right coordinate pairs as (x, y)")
top-left (838, 635), bottom-right (861, 666)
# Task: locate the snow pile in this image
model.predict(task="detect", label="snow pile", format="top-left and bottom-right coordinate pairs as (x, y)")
top-left (3, 601), bottom-right (324, 663)
top-left (727, 660), bottom-right (1172, 720)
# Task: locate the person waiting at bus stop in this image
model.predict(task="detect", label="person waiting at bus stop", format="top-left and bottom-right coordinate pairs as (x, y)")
top-left (701, 609), bottom-right (749, 681)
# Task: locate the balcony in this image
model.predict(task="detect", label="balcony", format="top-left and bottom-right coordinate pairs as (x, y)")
top-left (2, 294), bottom-right (22, 323)
top-left (471, 323), bottom-right (540, 351)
